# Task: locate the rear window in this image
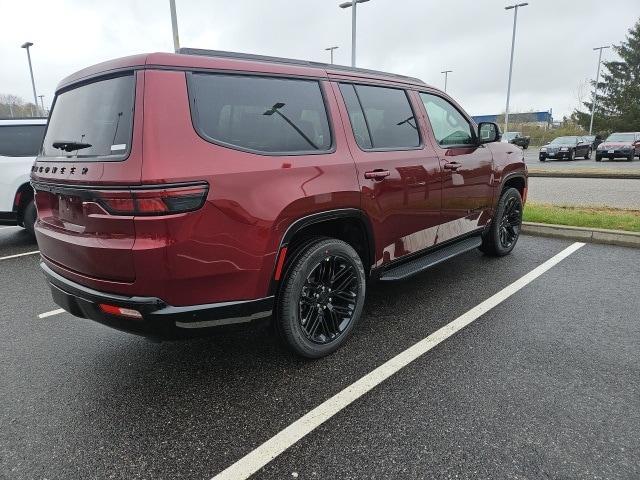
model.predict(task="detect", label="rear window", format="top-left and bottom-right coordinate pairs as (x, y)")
top-left (0, 125), bottom-right (46, 156)
top-left (42, 74), bottom-right (135, 160)
top-left (339, 83), bottom-right (420, 150)
top-left (188, 73), bottom-right (332, 154)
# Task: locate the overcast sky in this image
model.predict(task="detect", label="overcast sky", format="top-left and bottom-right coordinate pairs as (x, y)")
top-left (1, 0), bottom-right (638, 119)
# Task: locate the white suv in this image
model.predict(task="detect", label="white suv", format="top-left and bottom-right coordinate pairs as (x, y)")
top-left (0, 118), bottom-right (47, 235)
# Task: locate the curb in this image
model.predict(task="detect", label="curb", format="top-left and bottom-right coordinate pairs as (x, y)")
top-left (528, 171), bottom-right (640, 180)
top-left (522, 222), bottom-right (640, 248)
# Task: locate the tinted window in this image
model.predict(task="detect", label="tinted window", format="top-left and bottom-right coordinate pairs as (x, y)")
top-left (339, 84), bottom-right (372, 149)
top-left (420, 93), bottom-right (474, 147)
top-left (190, 74), bottom-right (331, 154)
top-left (42, 74), bottom-right (135, 159)
top-left (0, 125), bottom-right (46, 156)
top-left (346, 85), bottom-right (419, 149)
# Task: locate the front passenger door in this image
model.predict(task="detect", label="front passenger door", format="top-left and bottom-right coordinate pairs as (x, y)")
top-left (419, 93), bottom-right (494, 244)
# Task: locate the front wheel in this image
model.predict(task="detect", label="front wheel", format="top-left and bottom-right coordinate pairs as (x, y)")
top-left (628, 153), bottom-right (634, 162)
top-left (276, 238), bottom-right (366, 358)
top-left (568, 149), bottom-right (575, 161)
top-left (480, 188), bottom-right (523, 257)
top-left (585, 148), bottom-right (592, 160)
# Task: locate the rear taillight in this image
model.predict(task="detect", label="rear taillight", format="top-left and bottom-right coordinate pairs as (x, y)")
top-left (96, 183), bottom-right (208, 216)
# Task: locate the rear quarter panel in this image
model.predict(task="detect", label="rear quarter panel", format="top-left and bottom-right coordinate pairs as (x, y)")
top-left (139, 70), bottom-right (360, 304)
top-left (0, 155), bottom-right (34, 212)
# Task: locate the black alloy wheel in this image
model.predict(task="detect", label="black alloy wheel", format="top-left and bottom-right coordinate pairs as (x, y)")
top-left (479, 187), bottom-right (523, 257)
top-left (276, 238), bottom-right (366, 358)
top-left (298, 254), bottom-right (358, 344)
top-left (498, 196), bottom-right (522, 250)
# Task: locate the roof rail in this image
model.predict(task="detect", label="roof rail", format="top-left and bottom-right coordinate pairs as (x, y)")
top-left (177, 48), bottom-right (425, 85)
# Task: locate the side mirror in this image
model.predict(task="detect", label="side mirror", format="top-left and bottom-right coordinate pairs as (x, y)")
top-left (478, 122), bottom-right (501, 144)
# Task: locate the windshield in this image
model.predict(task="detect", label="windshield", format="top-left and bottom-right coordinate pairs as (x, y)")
top-left (606, 133), bottom-right (635, 142)
top-left (42, 74), bottom-right (134, 159)
top-left (504, 132), bottom-right (519, 140)
top-left (0, 124), bottom-right (46, 156)
top-left (550, 136), bottom-right (577, 144)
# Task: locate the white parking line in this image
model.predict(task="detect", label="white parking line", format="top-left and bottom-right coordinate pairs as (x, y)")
top-left (38, 309), bottom-right (65, 319)
top-left (0, 250), bottom-right (40, 261)
top-left (0, 225), bottom-right (20, 230)
top-left (210, 242), bottom-right (586, 480)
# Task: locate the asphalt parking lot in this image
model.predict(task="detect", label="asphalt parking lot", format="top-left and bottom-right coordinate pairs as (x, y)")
top-left (524, 147), bottom-right (640, 171)
top-left (1, 227), bottom-right (639, 480)
top-left (527, 177), bottom-right (640, 208)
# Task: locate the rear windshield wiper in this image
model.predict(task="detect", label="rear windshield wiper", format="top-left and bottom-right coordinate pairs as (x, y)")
top-left (51, 140), bottom-right (92, 152)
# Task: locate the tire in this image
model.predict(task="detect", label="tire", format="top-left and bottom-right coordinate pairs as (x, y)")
top-left (539, 157), bottom-right (546, 162)
top-left (568, 149), bottom-right (575, 161)
top-left (584, 148), bottom-right (591, 160)
top-left (480, 188), bottom-right (523, 257)
top-left (595, 155), bottom-right (602, 162)
top-left (628, 153), bottom-right (634, 162)
top-left (22, 200), bottom-right (37, 236)
top-left (276, 238), bottom-right (366, 358)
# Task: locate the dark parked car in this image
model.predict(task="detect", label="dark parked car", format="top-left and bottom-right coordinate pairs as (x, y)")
top-left (32, 50), bottom-right (527, 358)
top-left (539, 136), bottom-right (592, 161)
top-left (595, 132), bottom-right (640, 161)
top-left (504, 131), bottom-right (530, 149)
top-left (581, 135), bottom-right (603, 149)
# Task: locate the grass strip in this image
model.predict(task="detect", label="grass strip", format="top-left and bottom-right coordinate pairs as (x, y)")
top-left (523, 203), bottom-right (640, 233)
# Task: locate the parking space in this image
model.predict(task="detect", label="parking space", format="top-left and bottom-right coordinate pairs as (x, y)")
top-left (1, 230), bottom-right (639, 479)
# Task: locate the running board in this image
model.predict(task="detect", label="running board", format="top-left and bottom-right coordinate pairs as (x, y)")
top-left (379, 236), bottom-right (482, 281)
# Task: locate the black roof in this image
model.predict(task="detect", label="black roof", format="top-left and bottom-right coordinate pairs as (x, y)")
top-left (177, 48), bottom-right (426, 85)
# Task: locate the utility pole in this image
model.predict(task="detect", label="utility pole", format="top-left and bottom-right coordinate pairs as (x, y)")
top-left (21, 42), bottom-right (39, 115)
top-left (441, 70), bottom-right (452, 93)
top-left (339, 0), bottom-right (370, 67)
top-left (325, 46), bottom-right (339, 64)
top-left (589, 45), bottom-right (610, 135)
top-left (503, 3), bottom-right (528, 135)
top-left (38, 95), bottom-right (45, 115)
top-left (169, 0), bottom-right (180, 53)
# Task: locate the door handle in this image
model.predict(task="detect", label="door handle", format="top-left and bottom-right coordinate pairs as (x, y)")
top-left (364, 169), bottom-right (391, 180)
top-left (443, 161), bottom-right (461, 171)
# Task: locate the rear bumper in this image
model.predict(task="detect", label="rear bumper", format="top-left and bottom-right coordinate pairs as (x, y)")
top-left (41, 262), bottom-right (274, 339)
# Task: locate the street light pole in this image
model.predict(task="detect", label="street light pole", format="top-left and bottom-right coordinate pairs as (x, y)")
top-left (325, 46), bottom-right (339, 64)
top-left (503, 3), bottom-right (528, 136)
top-left (21, 42), bottom-right (39, 116)
top-left (589, 45), bottom-right (610, 135)
top-left (441, 70), bottom-right (452, 93)
top-left (169, 0), bottom-right (180, 53)
top-left (339, 0), bottom-right (370, 67)
top-left (38, 95), bottom-right (45, 114)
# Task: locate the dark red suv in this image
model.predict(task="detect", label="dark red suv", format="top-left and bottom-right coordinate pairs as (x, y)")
top-left (32, 49), bottom-right (527, 358)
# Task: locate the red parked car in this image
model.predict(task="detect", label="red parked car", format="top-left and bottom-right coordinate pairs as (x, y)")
top-left (31, 49), bottom-right (527, 358)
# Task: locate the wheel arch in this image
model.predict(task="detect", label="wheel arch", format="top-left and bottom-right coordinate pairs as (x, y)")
top-left (268, 208), bottom-right (375, 296)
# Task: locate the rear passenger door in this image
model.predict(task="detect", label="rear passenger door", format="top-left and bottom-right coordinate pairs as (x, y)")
top-left (333, 82), bottom-right (442, 266)
top-left (419, 92), bottom-right (494, 243)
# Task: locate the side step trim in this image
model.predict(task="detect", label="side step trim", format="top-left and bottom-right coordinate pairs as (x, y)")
top-left (379, 235), bottom-right (482, 281)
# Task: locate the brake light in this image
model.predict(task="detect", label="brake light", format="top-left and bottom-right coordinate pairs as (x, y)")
top-left (98, 303), bottom-right (143, 319)
top-left (96, 183), bottom-right (208, 216)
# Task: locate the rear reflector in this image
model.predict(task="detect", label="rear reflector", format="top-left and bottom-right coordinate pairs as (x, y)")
top-left (273, 246), bottom-right (288, 281)
top-left (96, 183), bottom-right (208, 216)
top-left (98, 303), bottom-right (143, 319)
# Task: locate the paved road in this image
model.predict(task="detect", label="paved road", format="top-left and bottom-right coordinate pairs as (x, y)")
top-left (524, 147), bottom-right (640, 171)
top-left (1, 228), bottom-right (638, 479)
top-left (528, 177), bottom-right (640, 208)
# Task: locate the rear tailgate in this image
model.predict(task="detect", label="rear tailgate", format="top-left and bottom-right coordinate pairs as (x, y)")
top-left (32, 71), bottom-right (144, 283)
